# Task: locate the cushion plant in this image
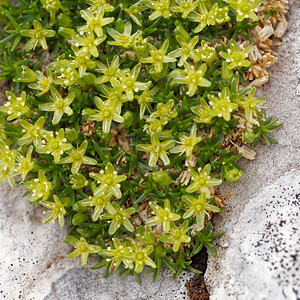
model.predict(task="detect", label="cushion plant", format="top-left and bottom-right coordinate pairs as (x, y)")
top-left (0, 0), bottom-right (283, 282)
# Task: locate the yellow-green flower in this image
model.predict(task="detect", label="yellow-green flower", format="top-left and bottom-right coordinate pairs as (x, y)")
top-left (225, 168), bottom-right (243, 183)
top-left (83, 97), bottom-right (124, 134)
top-left (242, 87), bottom-right (266, 123)
top-left (132, 34), bottom-right (149, 57)
top-left (41, 195), bottom-right (67, 227)
top-left (78, 6), bottom-right (114, 37)
top-left (72, 51), bottom-right (96, 78)
top-left (135, 85), bottom-right (158, 119)
top-left (98, 82), bottom-right (128, 104)
top-left (208, 87), bottom-right (238, 121)
top-left (107, 21), bottom-right (141, 49)
top-left (59, 140), bottom-right (97, 174)
top-left (39, 88), bottom-right (74, 125)
top-left (20, 20), bottom-right (55, 51)
top-left (170, 124), bottom-right (202, 157)
top-left (99, 238), bottom-right (133, 272)
top-left (140, 40), bottom-right (176, 73)
top-left (101, 202), bottom-right (135, 235)
top-left (89, 162), bottom-right (127, 199)
top-left (172, 0), bottom-right (198, 19)
top-left (28, 68), bottom-right (53, 96)
top-left (191, 98), bottom-right (213, 124)
top-left (224, 0), bottom-right (262, 22)
top-left (23, 170), bottom-right (52, 202)
top-left (86, 0), bottom-right (114, 13)
top-left (65, 236), bottom-right (101, 266)
top-left (0, 168), bottom-right (15, 187)
top-left (115, 64), bottom-right (149, 100)
top-left (74, 31), bottom-right (106, 57)
top-left (172, 62), bottom-right (211, 97)
top-left (169, 26), bottom-right (200, 67)
top-left (146, 200), bottom-right (181, 233)
top-left (146, 0), bottom-right (172, 20)
top-left (129, 241), bottom-right (156, 273)
top-left (0, 139), bottom-right (16, 174)
top-left (187, 164), bottom-right (222, 196)
top-left (95, 55), bottom-right (129, 84)
top-left (38, 129), bottom-right (72, 163)
top-left (182, 193), bottom-right (222, 227)
top-left (124, 2), bottom-right (148, 26)
top-left (136, 133), bottom-right (175, 167)
top-left (160, 221), bottom-right (191, 252)
top-left (13, 145), bottom-right (35, 181)
top-left (219, 39), bottom-right (253, 69)
top-left (79, 183), bottom-right (113, 221)
top-left (188, 2), bottom-right (230, 33)
top-left (19, 116), bottom-right (48, 148)
top-left (151, 99), bottom-right (178, 125)
top-left (0, 91), bottom-right (29, 121)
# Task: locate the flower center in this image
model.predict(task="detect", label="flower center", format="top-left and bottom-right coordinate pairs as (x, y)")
top-left (195, 203), bottom-right (204, 212)
top-left (78, 244), bottom-right (87, 252)
top-left (103, 110), bottom-right (112, 118)
top-left (105, 177), bottom-right (113, 185)
top-left (40, 79), bottom-right (50, 90)
top-left (173, 231), bottom-right (181, 239)
top-left (125, 78), bottom-right (134, 88)
top-left (56, 100), bottom-right (65, 110)
top-left (106, 67), bottom-right (116, 76)
top-left (115, 214), bottom-right (122, 221)
top-left (136, 253), bottom-right (144, 261)
top-left (95, 197), bottom-right (104, 206)
top-left (154, 52), bottom-right (163, 62)
top-left (52, 141), bottom-right (59, 149)
top-left (35, 31), bottom-right (42, 39)
top-left (197, 176), bottom-right (206, 185)
top-left (73, 153), bottom-right (82, 161)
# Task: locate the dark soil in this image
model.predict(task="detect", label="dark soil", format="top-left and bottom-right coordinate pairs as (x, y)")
top-left (186, 249), bottom-right (210, 300)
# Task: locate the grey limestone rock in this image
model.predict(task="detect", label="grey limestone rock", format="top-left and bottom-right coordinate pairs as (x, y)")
top-left (1, 1), bottom-right (299, 299)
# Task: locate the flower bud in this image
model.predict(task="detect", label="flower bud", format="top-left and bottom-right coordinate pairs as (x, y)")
top-left (58, 13), bottom-right (73, 27)
top-left (123, 111), bottom-right (134, 127)
top-left (14, 66), bottom-right (36, 83)
top-left (221, 61), bottom-right (234, 81)
top-left (58, 27), bottom-right (76, 40)
top-left (158, 130), bottom-right (173, 140)
top-left (72, 213), bottom-right (88, 225)
top-left (149, 63), bottom-right (169, 80)
top-left (133, 36), bottom-right (149, 57)
top-left (225, 168), bottom-right (243, 183)
top-left (69, 173), bottom-right (88, 189)
top-left (152, 171), bottom-right (173, 186)
top-left (101, 132), bottom-right (112, 142)
top-left (116, 18), bottom-right (125, 33)
top-left (65, 128), bottom-right (78, 142)
top-left (83, 73), bottom-right (96, 85)
top-left (242, 131), bottom-right (256, 144)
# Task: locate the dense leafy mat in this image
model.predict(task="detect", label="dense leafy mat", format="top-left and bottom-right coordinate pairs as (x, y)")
top-left (0, 0), bottom-right (282, 282)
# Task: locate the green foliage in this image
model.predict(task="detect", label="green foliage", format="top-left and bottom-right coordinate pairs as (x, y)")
top-left (0, 0), bottom-right (281, 282)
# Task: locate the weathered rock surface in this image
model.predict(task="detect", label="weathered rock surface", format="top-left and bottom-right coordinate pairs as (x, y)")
top-left (0, 1), bottom-right (299, 300)
top-left (0, 180), bottom-right (191, 300)
top-left (206, 1), bottom-right (300, 299)
top-left (206, 170), bottom-right (300, 300)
